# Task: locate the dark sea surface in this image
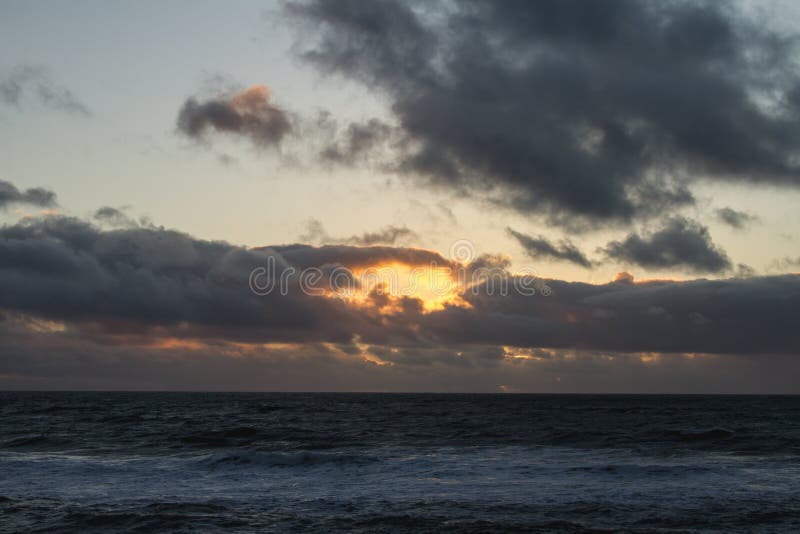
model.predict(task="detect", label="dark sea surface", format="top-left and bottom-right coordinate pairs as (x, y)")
top-left (1, 393), bottom-right (799, 533)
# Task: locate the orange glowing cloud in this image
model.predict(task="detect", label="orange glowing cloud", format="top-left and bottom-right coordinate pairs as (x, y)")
top-left (328, 261), bottom-right (470, 312)
top-left (230, 85), bottom-right (273, 112)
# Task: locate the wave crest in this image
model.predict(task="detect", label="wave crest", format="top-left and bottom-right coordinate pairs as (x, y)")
top-left (198, 450), bottom-right (376, 469)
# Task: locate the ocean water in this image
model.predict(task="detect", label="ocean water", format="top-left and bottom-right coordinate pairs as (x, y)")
top-left (1, 393), bottom-right (799, 532)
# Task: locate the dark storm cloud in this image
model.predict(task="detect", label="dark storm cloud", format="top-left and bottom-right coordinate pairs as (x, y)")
top-left (176, 85), bottom-right (291, 148)
top-left (0, 216), bottom-right (346, 342)
top-left (0, 64), bottom-right (90, 116)
top-left (300, 218), bottom-right (418, 246)
top-left (0, 180), bottom-right (57, 209)
top-left (715, 207), bottom-right (759, 230)
top-left (421, 273), bottom-right (800, 355)
top-left (507, 227), bottom-right (592, 268)
top-left (285, 0), bottom-right (800, 226)
top-left (0, 215), bottom-right (450, 345)
top-left (601, 217), bottom-right (731, 273)
top-left (1, 211), bottom-right (799, 371)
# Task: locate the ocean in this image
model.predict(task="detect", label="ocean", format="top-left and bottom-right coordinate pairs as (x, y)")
top-left (1, 392), bottom-right (799, 532)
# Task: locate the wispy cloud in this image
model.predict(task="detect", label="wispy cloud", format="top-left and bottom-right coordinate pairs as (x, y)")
top-left (715, 207), bottom-right (759, 230)
top-left (507, 228), bottom-right (592, 268)
top-left (300, 219), bottom-right (418, 246)
top-left (0, 64), bottom-right (90, 116)
top-left (0, 179), bottom-right (57, 210)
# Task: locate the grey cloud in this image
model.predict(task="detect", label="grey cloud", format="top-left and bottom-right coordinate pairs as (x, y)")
top-left (736, 263), bottom-right (756, 277)
top-left (217, 153), bottom-right (238, 167)
top-left (715, 207), bottom-right (759, 230)
top-left (422, 273), bottom-right (800, 355)
top-left (286, 0), bottom-right (800, 226)
top-left (176, 85), bottom-right (291, 148)
top-left (93, 206), bottom-right (139, 228)
top-left (772, 256), bottom-right (800, 271)
top-left (0, 180), bottom-right (57, 210)
top-left (318, 117), bottom-right (395, 165)
top-left (266, 242), bottom-right (452, 270)
top-left (350, 227), bottom-right (417, 246)
top-left (464, 253), bottom-right (512, 276)
top-left (507, 227), bottom-right (592, 268)
top-left (0, 215), bottom-right (451, 345)
top-left (300, 218), bottom-right (418, 246)
top-left (601, 217), bottom-right (731, 273)
top-left (0, 64), bottom-right (90, 116)
top-left (298, 218), bottom-right (328, 242)
top-left (0, 216), bottom-right (336, 341)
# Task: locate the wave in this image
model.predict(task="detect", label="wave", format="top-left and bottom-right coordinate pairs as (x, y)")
top-left (29, 404), bottom-right (94, 414)
top-left (179, 426), bottom-right (265, 447)
top-left (10, 501), bottom-right (241, 532)
top-left (198, 449), bottom-right (377, 469)
top-left (144, 502), bottom-right (230, 514)
top-left (99, 413), bottom-right (146, 424)
top-left (672, 428), bottom-right (736, 442)
top-left (1, 435), bottom-right (72, 449)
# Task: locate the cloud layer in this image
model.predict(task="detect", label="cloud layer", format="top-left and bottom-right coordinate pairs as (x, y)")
top-left (1, 211), bottom-right (797, 356)
top-left (1, 178), bottom-right (798, 391)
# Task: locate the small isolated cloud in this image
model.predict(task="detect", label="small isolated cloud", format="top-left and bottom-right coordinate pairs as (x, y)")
top-left (300, 218), bottom-right (418, 246)
top-left (217, 153), bottom-right (238, 167)
top-left (601, 217), bottom-right (731, 273)
top-left (0, 180), bottom-right (57, 210)
top-left (350, 226), bottom-right (417, 246)
top-left (0, 64), bottom-right (90, 116)
top-left (506, 227), bottom-right (592, 268)
top-left (715, 207), bottom-right (759, 230)
top-left (176, 85), bottom-right (291, 148)
top-left (93, 206), bottom-right (145, 228)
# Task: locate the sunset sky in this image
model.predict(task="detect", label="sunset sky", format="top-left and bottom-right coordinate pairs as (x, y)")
top-left (2, 0), bottom-right (800, 392)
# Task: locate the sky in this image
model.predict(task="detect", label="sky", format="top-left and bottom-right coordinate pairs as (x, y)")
top-left (1, 0), bottom-right (800, 392)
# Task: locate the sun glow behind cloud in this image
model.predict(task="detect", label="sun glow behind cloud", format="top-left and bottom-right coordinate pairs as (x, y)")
top-left (335, 262), bottom-right (470, 312)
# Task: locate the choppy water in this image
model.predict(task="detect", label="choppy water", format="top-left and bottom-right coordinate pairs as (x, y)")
top-left (1, 393), bottom-right (799, 532)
